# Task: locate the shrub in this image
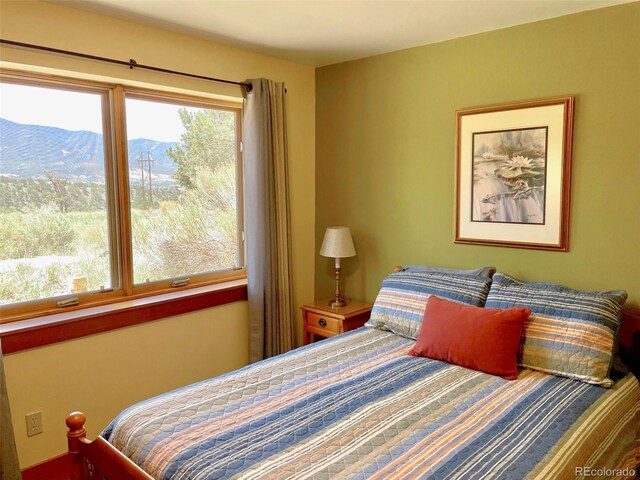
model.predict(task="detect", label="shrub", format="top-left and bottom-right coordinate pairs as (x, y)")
top-left (130, 162), bottom-right (238, 282)
top-left (0, 205), bottom-right (77, 260)
top-left (0, 262), bottom-right (67, 304)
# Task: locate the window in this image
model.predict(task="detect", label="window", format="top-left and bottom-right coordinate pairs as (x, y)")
top-left (125, 94), bottom-right (243, 288)
top-left (0, 72), bottom-right (244, 321)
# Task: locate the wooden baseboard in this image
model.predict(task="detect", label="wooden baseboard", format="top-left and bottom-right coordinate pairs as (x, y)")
top-left (22, 453), bottom-right (70, 480)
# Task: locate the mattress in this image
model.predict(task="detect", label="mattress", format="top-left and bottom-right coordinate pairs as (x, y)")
top-left (103, 328), bottom-right (640, 479)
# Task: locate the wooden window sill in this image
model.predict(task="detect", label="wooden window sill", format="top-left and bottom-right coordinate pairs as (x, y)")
top-left (0, 280), bottom-right (247, 354)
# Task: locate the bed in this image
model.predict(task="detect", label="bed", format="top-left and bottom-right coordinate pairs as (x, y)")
top-left (66, 270), bottom-right (640, 480)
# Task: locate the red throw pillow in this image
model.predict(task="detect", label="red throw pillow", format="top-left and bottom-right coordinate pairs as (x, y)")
top-left (409, 295), bottom-right (531, 380)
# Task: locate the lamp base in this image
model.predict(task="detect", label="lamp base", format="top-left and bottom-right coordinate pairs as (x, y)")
top-left (328, 298), bottom-right (347, 308)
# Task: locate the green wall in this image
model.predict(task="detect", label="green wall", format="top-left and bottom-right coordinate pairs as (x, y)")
top-left (315, 2), bottom-right (640, 307)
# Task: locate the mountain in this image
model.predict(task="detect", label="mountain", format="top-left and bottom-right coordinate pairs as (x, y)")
top-left (0, 118), bottom-right (180, 182)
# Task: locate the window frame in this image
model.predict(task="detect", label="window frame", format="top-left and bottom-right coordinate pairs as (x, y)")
top-left (120, 88), bottom-right (246, 296)
top-left (0, 69), bottom-right (246, 323)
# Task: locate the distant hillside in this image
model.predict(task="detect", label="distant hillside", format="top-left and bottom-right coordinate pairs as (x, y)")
top-left (0, 118), bottom-right (180, 182)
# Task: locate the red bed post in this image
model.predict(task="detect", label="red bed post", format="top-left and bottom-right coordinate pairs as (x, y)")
top-left (66, 411), bottom-right (89, 480)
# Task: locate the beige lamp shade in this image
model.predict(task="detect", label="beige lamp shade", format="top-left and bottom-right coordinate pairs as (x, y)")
top-left (320, 226), bottom-right (356, 258)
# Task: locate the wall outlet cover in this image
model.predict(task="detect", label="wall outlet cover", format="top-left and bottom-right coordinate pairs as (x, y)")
top-left (26, 411), bottom-right (43, 437)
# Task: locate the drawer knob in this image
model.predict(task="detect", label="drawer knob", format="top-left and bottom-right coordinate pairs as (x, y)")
top-left (318, 318), bottom-right (327, 327)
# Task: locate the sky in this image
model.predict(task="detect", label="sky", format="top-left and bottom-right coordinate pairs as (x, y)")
top-left (0, 82), bottom-right (201, 143)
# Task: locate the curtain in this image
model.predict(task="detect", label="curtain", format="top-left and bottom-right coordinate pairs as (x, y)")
top-left (1, 342), bottom-right (21, 480)
top-left (243, 78), bottom-right (295, 363)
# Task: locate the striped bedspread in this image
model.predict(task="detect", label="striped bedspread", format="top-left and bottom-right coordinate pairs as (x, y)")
top-left (103, 328), bottom-right (640, 479)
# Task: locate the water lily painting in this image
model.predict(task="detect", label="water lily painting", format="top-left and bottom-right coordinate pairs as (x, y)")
top-left (471, 127), bottom-right (548, 224)
top-left (455, 97), bottom-right (574, 251)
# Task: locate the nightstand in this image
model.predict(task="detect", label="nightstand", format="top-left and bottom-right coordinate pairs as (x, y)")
top-left (301, 300), bottom-right (373, 345)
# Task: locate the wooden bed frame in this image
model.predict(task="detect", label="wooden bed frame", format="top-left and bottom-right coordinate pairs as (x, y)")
top-left (67, 412), bottom-right (152, 480)
top-left (66, 308), bottom-right (640, 480)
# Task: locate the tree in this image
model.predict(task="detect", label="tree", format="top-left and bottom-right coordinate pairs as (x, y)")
top-left (44, 171), bottom-right (71, 213)
top-left (166, 108), bottom-right (236, 189)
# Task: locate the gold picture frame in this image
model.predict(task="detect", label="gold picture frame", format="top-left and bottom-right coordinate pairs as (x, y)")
top-left (455, 96), bottom-right (574, 251)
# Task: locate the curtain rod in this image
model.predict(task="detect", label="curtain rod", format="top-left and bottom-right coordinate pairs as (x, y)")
top-left (0, 39), bottom-right (253, 91)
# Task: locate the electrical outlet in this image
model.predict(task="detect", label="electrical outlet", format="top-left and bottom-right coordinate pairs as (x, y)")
top-left (26, 411), bottom-right (43, 437)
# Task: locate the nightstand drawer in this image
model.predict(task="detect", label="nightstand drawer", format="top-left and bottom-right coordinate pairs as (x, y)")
top-left (305, 312), bottom-right (341, 335)
top-left (301, 300), bottom-right (372, 345)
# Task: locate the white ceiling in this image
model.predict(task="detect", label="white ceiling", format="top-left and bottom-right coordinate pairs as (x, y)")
top-left (51, 0), bottom-right (633, 67)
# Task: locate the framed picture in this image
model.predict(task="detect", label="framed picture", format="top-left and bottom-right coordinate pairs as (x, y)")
top-left (455, 96), bottom-right (574, 251)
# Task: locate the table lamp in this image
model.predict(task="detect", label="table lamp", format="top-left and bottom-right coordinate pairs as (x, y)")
top-left (320, 226), bottom-right (356, 308)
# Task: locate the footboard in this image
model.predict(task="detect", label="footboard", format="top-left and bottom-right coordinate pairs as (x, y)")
top-left (66, 412), bottom-right (153, 480)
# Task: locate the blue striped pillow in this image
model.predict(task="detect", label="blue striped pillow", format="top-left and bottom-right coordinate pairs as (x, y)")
top-left (485, 273), bottom-right (627, 387)
top-left (366, 272), bottom-right (492, 339)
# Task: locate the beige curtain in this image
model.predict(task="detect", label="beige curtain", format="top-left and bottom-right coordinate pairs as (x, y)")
top-left (243, 79), bottom-right (294, 362)
top-left (1, 342), bottom-right (21, 479)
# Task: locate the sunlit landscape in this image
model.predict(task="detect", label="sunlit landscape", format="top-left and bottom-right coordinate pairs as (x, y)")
top-left (0, 83), bottom-right (239, 305)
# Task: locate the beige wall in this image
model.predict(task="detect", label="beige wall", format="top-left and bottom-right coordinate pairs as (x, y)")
top-left (0, 0), bottom-right (315, 468)
top-left (316, 3), bottom-right (640, 307)
top-left (4, 303), bottom-right (249, 468)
